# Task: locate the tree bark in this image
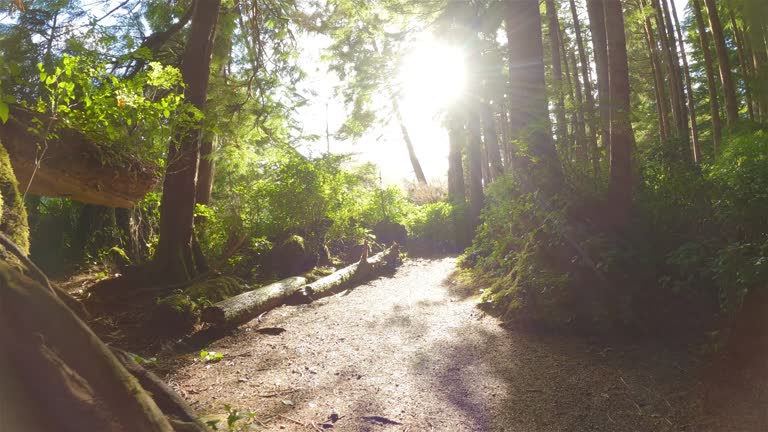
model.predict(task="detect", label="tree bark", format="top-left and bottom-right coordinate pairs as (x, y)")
top-left (154, 0), bottom-right (220, 284)
top-left (568, 0), bottom-right (598, 173)
top-left (200, 276), bottom-right (308, 327)
top-left (661, 0), bottom-right (690, 142)
top-left (692, 0), bottom-right (723, 153)
top-left (0, 261), bottom-right (175, 432)
top-left (481, 103), bottom-right (504, 180)
top-left (447, 109), bottom-right (466, 204)
top-left (650, 0), bottom-right (685, 141)
top-left (729, 10), bottom-right (756, 121)
top-left (546, 0), bottom-right (568, 148)
top-left (640, 0), bottom-right (671, 142)
top-left (586, 0), bottom-right (610, 158)
top-left (704, 0), bottom-right (740, 125)
top-left (604, 0), bottom-right (634, 228)
top-left (506, 0), bottom-right (563, 191)
top-left (669, 0), bottom-right (701, 163)
top-left (467, 108), bottom-right (484, 228)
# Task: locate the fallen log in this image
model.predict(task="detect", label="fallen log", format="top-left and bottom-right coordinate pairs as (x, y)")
top-left (302, 245), bottom-right (401, 299)
top-left (201, 276), bottom-right (308, 327)
top-left (0, 105), bottom-right (160, 208)
top-left (201, 245), bottom-right (402, 328)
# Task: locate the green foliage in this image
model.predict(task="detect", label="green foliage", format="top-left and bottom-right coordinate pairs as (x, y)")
top-left (406, 201), bottom-right (461, 245)
top-left (33, 55), bottom-right (197, 163)
top-left (466, 129), bottom-right (768, 333)
top-left (200, 350), bottom-right (224, 363)
top-left (202, 147), bottom-right (417, 268)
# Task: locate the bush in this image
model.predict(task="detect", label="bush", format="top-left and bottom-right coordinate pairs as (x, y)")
top-left (463, 129), bottom-right (768, 335)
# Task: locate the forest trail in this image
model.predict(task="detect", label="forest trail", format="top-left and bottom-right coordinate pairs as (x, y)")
top-left (169, 258), bottom-right (705, 431)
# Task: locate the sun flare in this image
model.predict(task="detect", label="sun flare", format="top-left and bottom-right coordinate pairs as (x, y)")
top-left (398, 36), bottom-right (466, 114)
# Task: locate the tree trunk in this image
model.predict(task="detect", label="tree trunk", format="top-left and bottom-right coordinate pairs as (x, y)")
top-left (586, 0), bottom-right (610, 157)
top-left (729, 10), bottom-right (756, 122)
top-left (481, 103), bottom-right (504, 180)
top-left (661, 0), bottom-right (690, 143)
top-left (640, 0), bottom-right (671, 142)
top-left (506, 0), bottom-right (563, 191)
top-left (567, 45), bottom-right (586, 155)
top-left (669, 0), bottom-right (701, 163)
top-left (392, 98), bottom-right (428, 185)
top-left (568, 0), bottom-right (598, 174)
top-left (154, 0), bottom-right (220, 284)
top-left (704, 0), bottom-right (740, 125)
top-left (692, 0), bottom-right (723, 153)
top-left (447, 110), bottom-right (466, 204)
top-left (748, 21), bottom-right (768, 123)
top-left (467, 108), bottom-right (484, 228)
top-left (650, 0), bottom-right (685, 141)
top-left (546, 0), bottom-right (568, 148)
top-left (0, 261), bottom-right (176, 432)
top-left (603, 0), bottom-right (634, 228)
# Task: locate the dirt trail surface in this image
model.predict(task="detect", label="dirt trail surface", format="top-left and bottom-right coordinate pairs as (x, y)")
top-left (168, 258), bottom-right (709, 431)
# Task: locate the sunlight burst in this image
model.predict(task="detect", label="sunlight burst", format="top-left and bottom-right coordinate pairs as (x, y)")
top-left (398, 36), bottom-right (466, 114)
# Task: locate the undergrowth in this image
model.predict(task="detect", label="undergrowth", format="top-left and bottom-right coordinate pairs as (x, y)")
top-left (461, 128), bottom-right (768, 337)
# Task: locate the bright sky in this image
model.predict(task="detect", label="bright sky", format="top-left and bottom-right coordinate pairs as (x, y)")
top-left (295, 33), bottom-right (464, 185)
top-left (296, 0), bottom-right (690, 186)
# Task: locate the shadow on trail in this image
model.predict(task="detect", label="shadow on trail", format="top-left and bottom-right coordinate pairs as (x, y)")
top-left (413, 317), bottom-right (701, 432)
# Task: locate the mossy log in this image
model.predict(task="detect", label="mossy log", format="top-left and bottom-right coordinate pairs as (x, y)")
top-left (201, 245), bottom-right (402, 328)
top-left (302, 245), bottom-right (401, 299)
top-left (0, 105), bottom-right (160, 208)
top-left (201, 276), bottom-right (308, 327)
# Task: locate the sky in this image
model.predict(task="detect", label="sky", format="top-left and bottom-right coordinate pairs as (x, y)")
top-left (294, 0), bottom-right (692, 187)
top-left (294, 33), bottom-right (457, 186)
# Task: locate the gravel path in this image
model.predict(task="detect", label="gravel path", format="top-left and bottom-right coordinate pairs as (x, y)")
top-left (168, 257), bottom-right (707, 431)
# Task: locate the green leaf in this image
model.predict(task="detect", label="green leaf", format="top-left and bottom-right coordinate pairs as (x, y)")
top-left (0, 102), bottom-right (8, 124)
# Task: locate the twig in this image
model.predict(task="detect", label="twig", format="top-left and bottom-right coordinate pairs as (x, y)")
top-left (257, 388), bottom-right (301, 398)
top-left (278, 414), bottom-right (305, 427)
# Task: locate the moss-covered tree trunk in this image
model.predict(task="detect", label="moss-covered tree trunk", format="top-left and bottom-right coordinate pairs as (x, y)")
top-left (153, 0), bottom-right (220, 284)
top-left (0, 140), bottom-right (28, 256)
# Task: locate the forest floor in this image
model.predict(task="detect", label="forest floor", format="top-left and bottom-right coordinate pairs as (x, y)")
top-left (153, 257), bottom-right (758, 431)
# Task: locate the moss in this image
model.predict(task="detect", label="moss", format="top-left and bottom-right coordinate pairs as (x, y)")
top-left (0, 141), bottom-right (29, 254)
top-left (150, 293), bottom-right (198, 335)
top-left (184, 276), bottom-right (245, 303)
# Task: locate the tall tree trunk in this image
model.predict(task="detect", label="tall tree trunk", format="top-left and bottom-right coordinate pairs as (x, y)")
top-left (641, 0), bottom-right (671, 142)
top-left (729, 10), bottom-right (756, 121)
top-left (586, 0), bottom-right (610, 158)
top-left (563, 31), bottom-right (586, 160)
top-left (392, 98), bottom-right (428, 185)
top-left (603, 0), bottom-right (634, 227)
top-left (568, 0), bottom-right (599, 174)
top-left (692, 0), bottom-right (723, 153)
top-left (661, 0), bottom-right (690, 142)
top-left (506, 0), bottom-right (563, 190)
top-left (467, 109), bottom-right (484, 228)
top-left (651, 0), bottom-right (685, 141)
top-left (196, 137), bottom-right (215, 208)
top-left (669, 0), bottom-right (701, 163)
top-left (704, 0), bottom-right (740, 125)
top-left (447, 110), bottom-right (466, 204)
top-left (154, 0), bottom-right (220, 284)
top-left (481, 103), bottom-right (504, 180)
top-left (499, 102), bottom-right (514, 166)
top-left (748, 21), bottom-right (768, 123)
top-left (546, 0), bottom-right (568, 147)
